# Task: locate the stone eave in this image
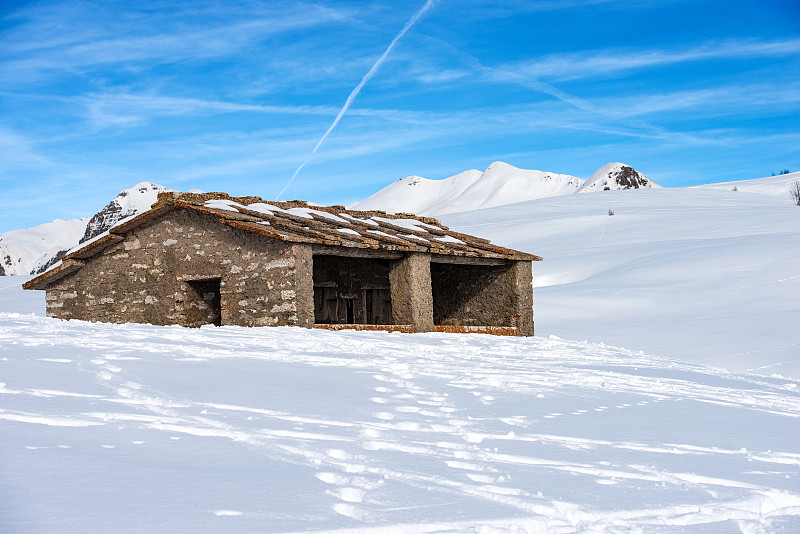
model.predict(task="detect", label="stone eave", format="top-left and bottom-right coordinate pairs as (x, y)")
top-left (22, 259), bottom-right (86, 290)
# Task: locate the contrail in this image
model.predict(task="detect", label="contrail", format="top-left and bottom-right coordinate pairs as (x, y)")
top-left (276, 0), bottom-right (435, 200)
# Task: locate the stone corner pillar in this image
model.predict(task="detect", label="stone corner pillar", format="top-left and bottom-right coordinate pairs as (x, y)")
top-left (389, 253), bottom-right (434, 333)
top-left (292, 244), bottom-right (315, 328)
top-left (509, 260), bottom-right (535, 336)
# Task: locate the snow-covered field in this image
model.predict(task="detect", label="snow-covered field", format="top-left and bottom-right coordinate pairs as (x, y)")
top-left (2, 278), bottom-right (800, 532)
top-left (2, 174), bottom-right (800, 532)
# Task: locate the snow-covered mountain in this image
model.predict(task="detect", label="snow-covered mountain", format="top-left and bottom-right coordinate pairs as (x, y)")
top-left (351, 161), bottom-right (657, 215)
top-left (79, 182), bottom-right (171, 244)
top-left (0, 182), bottom-right (171, 275)
top-left (577, 162), bottom-right (659, 193)
top-left (0, 218), bottom-right (89, 276)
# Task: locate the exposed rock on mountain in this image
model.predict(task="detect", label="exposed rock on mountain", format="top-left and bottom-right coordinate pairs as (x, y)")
top-left (80, 182), bottom-right (172, 243)
top-left (577, 162), bottom-right (660, 193)
top-left (34, 248), bottom-right (71, 274)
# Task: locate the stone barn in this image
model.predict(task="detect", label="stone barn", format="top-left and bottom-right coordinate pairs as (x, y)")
top-left (24, 192), bottom-right (542, 335)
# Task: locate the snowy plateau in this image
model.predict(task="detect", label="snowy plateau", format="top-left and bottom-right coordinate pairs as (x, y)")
top-left (1, 165), bottom-right (800, 533)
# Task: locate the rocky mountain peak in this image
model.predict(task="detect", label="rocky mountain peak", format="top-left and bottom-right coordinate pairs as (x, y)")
top-left (578, 163), bottom-right (660, 193)
top-left (80, 182), bottom-right (172, 243)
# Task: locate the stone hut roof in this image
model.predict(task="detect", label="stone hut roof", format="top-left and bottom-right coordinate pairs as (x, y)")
top-left (24, 191), bottom-right (541, 290)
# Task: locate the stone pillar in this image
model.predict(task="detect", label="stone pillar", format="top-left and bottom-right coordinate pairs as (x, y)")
top-left (508, 260), bottom-right (534, 336)
top-left (292, 244), bottom-right (315, 328)
top-left (389, 253), bottom-right (434, 333)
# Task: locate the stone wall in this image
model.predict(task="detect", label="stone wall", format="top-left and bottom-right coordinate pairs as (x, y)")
top-left (430, 260), bottom-right (533, 335)
top-left (44, 208), bottom-right (313, 327)
top-left (389, 253), bottom-right (434, 332)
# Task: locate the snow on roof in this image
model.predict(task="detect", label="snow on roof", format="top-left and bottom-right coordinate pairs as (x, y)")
top-left (337, 228), bottom-right (361, 236)
top-left (366, 230), bottom-right (395, 239)
top-left (402, 233), bottom-right (429, 242)
top-left (432, 234), bottom-right (465, 245)
top-left (372, 216), bottom-right (440, 232)
top-left (204, 199), bottom-right (244, 212)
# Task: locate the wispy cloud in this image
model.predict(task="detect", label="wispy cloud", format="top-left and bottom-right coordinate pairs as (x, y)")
top-left (0, 125), bottom-right (53, 172)
top-left (73, 92), bottom-right (439, 131)
top-left (0, 2), bottom-right (353, 83)
top-left (499, 38), bottom-right (800, 82)
top-left (79, 94), bottom-right (341, 129)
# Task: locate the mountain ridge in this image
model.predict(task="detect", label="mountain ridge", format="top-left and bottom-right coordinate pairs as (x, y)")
top-left (350, 161), bottom-right (657, 215)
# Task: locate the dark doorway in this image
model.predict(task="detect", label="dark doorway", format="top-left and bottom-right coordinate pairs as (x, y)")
top-left (185, 278), bottom-right (222, 326)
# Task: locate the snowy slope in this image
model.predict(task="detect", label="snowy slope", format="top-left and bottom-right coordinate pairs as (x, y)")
top-left (442, 183), bottom-right (800, 378)
top-left (0, 182), bottom-right (171, 275)
top-left (352, 169), bottom-right (485, 215)
top-left (352, 162), bottom-right (587, 215)
top-left (0, 218), bottom-right (89, 275)
top-left (692, 172), bottom-right (800, 198)
top-left (1, 305), bottom-right (799, 533)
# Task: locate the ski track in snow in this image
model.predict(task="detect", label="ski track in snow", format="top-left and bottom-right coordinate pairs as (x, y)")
top-left (2, 313), bottom-right (800, 532)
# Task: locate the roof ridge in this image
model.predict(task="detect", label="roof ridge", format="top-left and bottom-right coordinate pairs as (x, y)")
top-left (155, 191), bottom-right (444, 226)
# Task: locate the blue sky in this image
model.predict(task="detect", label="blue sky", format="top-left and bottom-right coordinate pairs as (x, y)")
top-left (1, 0), bottom-right (798, 233)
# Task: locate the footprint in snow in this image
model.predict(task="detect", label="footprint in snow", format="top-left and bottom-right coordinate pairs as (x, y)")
top-left (332, 502), bottom-right (365, 520)
top-left (325, 449), bottom-right (351, 460)
top-left (213, 510), bottom-right (242, 517)
top-left (330, 487), bottom-right (366, 503)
